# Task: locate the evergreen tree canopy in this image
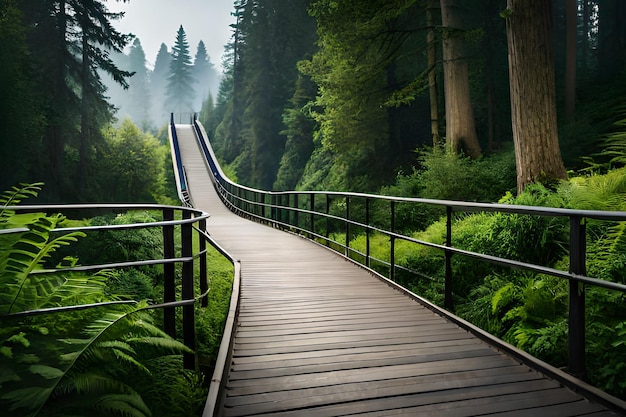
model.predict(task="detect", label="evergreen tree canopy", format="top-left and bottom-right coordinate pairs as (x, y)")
top-left (126, 38), bottom-right (152, 126)
top-left (166, 25), bottom-right (195, 115)
top-left (151, 42), bottom-right (173, 126)
top-left (192, 40), bottom-right (220, 110)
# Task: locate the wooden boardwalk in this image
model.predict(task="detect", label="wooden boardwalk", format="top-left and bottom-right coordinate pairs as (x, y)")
top-left (175, 125), bottom-right (622, 416)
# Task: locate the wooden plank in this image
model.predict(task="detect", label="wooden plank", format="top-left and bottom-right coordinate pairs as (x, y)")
top-left (225, 365), bottom-right (543, 405)
top-left (226, 355), bottom-right (519, 391)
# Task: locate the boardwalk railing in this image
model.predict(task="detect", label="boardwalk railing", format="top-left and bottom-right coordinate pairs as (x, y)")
top-left (191, 115), bottom-right (626, 381)
top-left (3, 203), bottom-right (213, 370)
top-left (169, 113), bottom-right (192, 206)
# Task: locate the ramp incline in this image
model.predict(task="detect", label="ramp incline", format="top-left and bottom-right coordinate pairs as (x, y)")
top-left (174, 124), bottom-right (619, 416)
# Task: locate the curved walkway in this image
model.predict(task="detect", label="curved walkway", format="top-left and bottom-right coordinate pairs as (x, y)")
top-left (175, 125), bottom-right (620, 416)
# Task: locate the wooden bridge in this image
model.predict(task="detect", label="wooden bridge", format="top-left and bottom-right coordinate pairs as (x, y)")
top-left (172, 122), bottom-right (626, 416)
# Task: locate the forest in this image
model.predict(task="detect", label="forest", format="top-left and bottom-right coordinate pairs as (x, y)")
top-left (2, 0), bottom-right (626, 413)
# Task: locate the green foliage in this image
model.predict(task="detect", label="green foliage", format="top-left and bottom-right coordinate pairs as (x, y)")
top-left (194, 248), bottom-right (234, 362)
top-left (0, 183), bottom-right (44, 227)
top-left (0, 185), bottom-right (207, 416)
top-left (346, 168), bottom-right (626, 397)
top-left (95, 120), bottom-right (172, 203)
top-left (414, 146), bottom-right (517, 202)
top-left (0, 1), bottom-right (44, 192)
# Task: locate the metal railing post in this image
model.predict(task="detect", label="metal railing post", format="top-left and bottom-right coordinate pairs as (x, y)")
top-left (390, 200), bottom-right (395, 281)
top-left (444, 206), bottom-right (453, 310)
top-left (271, 194), bottom-right (277, 225)
top-left (310, 193), bottom-right (315, 238)
top-left (569, 216), bottom-right (587, 378)
top-left (345, 197), bottom-right (350, 257)
top-left (294, 194), bottom-right (299, 229)
top-left (162, 208), bottom-right (176, 338)
top-left (199, 218), bottom-right (208, 307)
top-left (366, 198), bottom-right (371, 268)
top-left (181, 210), bottom-right (196, 369)
top-left (325, 194), bottom-right (330, 246)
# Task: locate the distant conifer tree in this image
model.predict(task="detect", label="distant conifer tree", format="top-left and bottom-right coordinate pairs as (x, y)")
top-left (166, 25), bottom-right (195, 117)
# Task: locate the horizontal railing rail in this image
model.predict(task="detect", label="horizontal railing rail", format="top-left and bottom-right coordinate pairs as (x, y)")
top-left (3, 203), bottom-right (212, 370)
top-left (190, 115), bottom-right (626, 386)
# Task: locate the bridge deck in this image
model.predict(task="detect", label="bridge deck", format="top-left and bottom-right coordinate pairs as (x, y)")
top-left (175, 125), bottom-right (618, 416)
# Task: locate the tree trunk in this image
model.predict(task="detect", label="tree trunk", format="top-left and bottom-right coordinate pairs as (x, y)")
top-left (78, 28), bottom-right (89, 197)
top-left (597, 0), bottom-right (626, 80)
top-left (581, 0), bottom-right (589, 73)
top-left (506, 0), bottom-right (567, 194)
top-left (565, 0), bottom-right (577, 120)
top-left (440, 0), bottom-right (481, 158)
top-left (426, 0), bottom-right (440, 146)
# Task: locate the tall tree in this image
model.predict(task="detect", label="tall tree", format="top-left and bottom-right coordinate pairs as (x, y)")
top-left (166, 25), bottom-right (195, 116)
top-left (191, 40), bottom-right (220, 111)
top-left (0, 0), bottom-right (43, 191)
top-left (564, 0), bottom-right (577, 120)
top-left (21, 0), bottom-right (78, 198)
top-left (17, 0), bottom-right (132, 200)
top-left (506, 0), bottom-right (567, 193)
top-left (426, 0), bottom-right (440, 146)
top-left (596, 0), bottom-right (626, 80)
top-left (440, 0), bottom-right (481, 158)
top-left (73, 0), bottom-right (133, 195)
top-left (221, 0), bottom-right (317, 189)
top-left (126, 38), bottom-right (152, 127)
top-left (150, 43), bottom-right (172, 126)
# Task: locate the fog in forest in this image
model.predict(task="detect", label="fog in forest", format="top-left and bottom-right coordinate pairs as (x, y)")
top-left (103, 32), bottom-right (221, 130)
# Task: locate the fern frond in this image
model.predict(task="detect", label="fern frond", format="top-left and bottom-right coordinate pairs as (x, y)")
top-left (1, 213), bottom-right (87, 314)
top-left (607, 222), bottom-right (626, 255)
top-left (126, 336), bottom-right (192, 354)
top-left (94, 393), bottom-right (152, 417)
top-left (0, 386), bottom-right (54, 413)
top-left (0, 183), bottom-right (43, 226)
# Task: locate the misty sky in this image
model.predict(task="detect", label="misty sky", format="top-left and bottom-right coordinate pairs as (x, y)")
top-left (107, 0), bottom-right (235, 72)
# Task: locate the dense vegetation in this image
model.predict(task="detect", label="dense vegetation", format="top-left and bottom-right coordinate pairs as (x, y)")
top-left (0, 185), bottom-right (234, 416)
top-left (0, 0), bottom-right (218, 203)
top-left (200, 0), bottom-right (626, 194)
top-left (2, 0), bottom-right (626, 407)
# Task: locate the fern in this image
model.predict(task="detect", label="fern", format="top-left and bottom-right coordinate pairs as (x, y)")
top-left (1, 184), bottom-right (198, 417)
top-left (0, 183), bottom-right (43, 227)
top-left (1, 213), bottom-right (87, 315)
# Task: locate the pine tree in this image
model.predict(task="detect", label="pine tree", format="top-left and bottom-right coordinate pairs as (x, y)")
top-left (192, 40), bottom-right (220, 111)
top-left (0, 0), bottom-right (43, 191)
top-left (150, 43), bottom-right (172, 127)
top-left (17, 0), bottom-right (132, 199)
top-left (166, 25), bottom-right (195, 116)
top-left (127, 38), bottom-right (152, 127)
top-left (72, 0), bottom-right (134, 195)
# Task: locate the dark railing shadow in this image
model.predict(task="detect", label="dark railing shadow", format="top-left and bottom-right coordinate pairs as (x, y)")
top-left (190, 115), bottom-right (626, 414)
